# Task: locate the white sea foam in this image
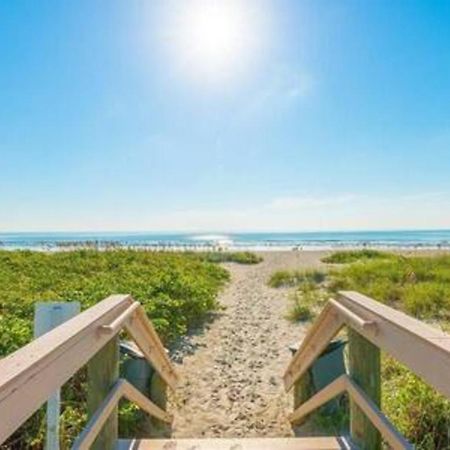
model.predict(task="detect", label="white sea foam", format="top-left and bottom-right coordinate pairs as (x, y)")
top-left (189, 234), bottom-right (233, 244)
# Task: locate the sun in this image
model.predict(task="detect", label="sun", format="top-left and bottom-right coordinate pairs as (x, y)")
top-left (168, 0), bottom-right (264, 84)
top-left (181, 2), bottom-right (243, 68)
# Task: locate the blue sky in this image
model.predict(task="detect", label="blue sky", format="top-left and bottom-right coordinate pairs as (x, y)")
top-left (0, 0), bottom-right (449, 232)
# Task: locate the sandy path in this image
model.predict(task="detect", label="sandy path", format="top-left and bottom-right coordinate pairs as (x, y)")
top-left (168, 251), bottom-right (327, 438)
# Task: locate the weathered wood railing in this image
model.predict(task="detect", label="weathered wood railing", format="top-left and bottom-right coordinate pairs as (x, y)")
top-left (0, 294), bottom-right (178, 449)
top-left (284, 290), bottom-right (450, 450)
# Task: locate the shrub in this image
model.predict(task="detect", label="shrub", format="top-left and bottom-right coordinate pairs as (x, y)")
top-left (0, 249), bottom-right (230, 448)
top-left (327, 253), bottom-right (450, 447)
top-left (321, 249), bottom-right (394, 264)
top-left (383, 357), bottom-right (450, 450)
top-left (197, 251), bottom-right (263, 264)
top-left (286, 282), bottom-right (327, 322)
top-left (269, 269), bottom-right (326, 288)
top-left (329, 254), bottom-right (450, 321)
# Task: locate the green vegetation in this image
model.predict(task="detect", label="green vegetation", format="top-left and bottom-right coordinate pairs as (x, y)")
top-left (383, 356), bottom-right (450, 450)
top-left (268, 268), bottom-right (326, 288)
top-left (286, 282), bottom-right (327, 322)
top-left (268, 268), bottom-right (327, 321)
top-left (330, 253), bottom-right (450, 448)
top-left (270, 251), bottom-right (450, 448)
top-left (0, 249), bottom-right (229, 448)
top-left (321, 249), bottom-right (394, 264)
top-left (198, 251), bottom-right (263, 265)
top-left (329, 254), bottom-right (450, 321)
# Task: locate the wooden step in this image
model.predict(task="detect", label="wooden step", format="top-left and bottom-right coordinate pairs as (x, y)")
top-left (117, 437), bottom-right (351, 450)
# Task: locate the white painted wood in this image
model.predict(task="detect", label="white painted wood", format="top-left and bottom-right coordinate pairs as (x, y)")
top-left (34, 302), bottom-right (81, 450)
top-left (284, 302), bottom-right (345, 391)
top-left (338, 291), bottom-right (450, 399)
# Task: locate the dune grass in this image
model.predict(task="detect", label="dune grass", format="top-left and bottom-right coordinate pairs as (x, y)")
top-left (268, 269), bottom-right (328, 322)
top-left (286, 282), bottom-right (327, 322)
top-left (268, 268), bottom-right (326, 288)
top-left (198, 251), bottom-right (263, 265)
top-left (330, 253), bottom-right (450, 448)
top-left (0, 249), bottom-right (230, 448)
top-left (321, 249), bottom-right (394, 264)
top-left (270, 251), bottom-right (450, 448)
top-left (329, 254), bottom-right (450, 321)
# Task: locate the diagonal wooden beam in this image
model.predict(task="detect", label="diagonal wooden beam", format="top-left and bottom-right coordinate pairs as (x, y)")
top-left (346, 377), bottom-right (412, 450)
top-left (289, 374), bottom-right (347, 424)
top-left (125, 306), bottom-right (179, 391)
top-left (72, 379), bottom-right (172, 450)
top-left (73, 379), bottom-right (126, 450)
top-left (289, 374), bottom-right (413, 450)
top-left (284, 302), bottom-right (345, 391)
top-left (122, 379), bottom-right (172, 423)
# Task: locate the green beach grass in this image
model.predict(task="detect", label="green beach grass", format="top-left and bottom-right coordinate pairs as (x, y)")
top-left (0, 249), bottom-right (236, 448)
top-left (270, 250), bottom-right (450, 449)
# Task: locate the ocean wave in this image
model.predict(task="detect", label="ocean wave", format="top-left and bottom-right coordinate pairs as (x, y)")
top-left (189, 234), bottom-right (233, 244)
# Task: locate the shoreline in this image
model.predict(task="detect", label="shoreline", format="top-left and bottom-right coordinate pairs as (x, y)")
top-left (1, 244), bottom-right (450, 253)
top-left (0, 245), bottom-right (450, 254)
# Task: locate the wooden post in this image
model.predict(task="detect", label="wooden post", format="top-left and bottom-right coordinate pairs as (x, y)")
top-left (148, 372), bottom-right (170, 437)
top-left (87, 337), bottom-right (119, 450)
top-left (294, 369), bottom-right (314, 413)
top-left (348, 329), bottom-right (381, 450)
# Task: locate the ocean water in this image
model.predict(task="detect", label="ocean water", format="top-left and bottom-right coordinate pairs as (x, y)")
top-left (0, 230), bottom-right (449, 251)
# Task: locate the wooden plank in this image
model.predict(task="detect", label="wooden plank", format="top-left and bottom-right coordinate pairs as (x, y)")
top-left (289, 375), bottom-right (347, 424)
top-left (347, 378), bottom-right (413, 450)
top-left (348, 329), bottom-right (381, 450)
top-left (87, 336), bottom-right (119, 450)
top-left (122, 379), bottom-right (172, 423)
top-left (284, 302), bottom-right (345, 391)
top-left (73, 379), bottom-right (171, 450)
top-left (0, 294), bottom-right (132, 444)
top-left (116, 437), bottom-right (348, 450)
top-left (289, 375), bottom-right (412, 450)
top-left (73, 379), bottom-right (125, 450)
top-left (329, 299), bottom-right (377, 333)
top-left (99, 301), bottom-right (140, 335)
top-left (125, 306), bottom-right (179, 391)
top-left (338, 291), bottom-right (450, 399)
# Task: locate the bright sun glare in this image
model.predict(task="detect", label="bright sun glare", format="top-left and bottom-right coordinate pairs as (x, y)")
top-left (169, 0), bottom-right (264, 84)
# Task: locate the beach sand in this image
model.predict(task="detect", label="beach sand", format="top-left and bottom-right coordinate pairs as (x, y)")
top-left (168, 250), bottom-right (329, 438)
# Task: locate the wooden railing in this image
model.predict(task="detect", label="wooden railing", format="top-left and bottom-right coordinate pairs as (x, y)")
top-left (284, 291), bottom-right (450, 449)
top-left (2, 291), bottom-right (449, 449)
top-left (0, 294), bottom-right (178, 449)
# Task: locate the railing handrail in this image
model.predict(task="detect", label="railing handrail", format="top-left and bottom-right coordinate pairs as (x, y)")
top-left (284, 290), bottom-right (450, 449)
top-left (284, 290), bottom-right (450, 399)
top-left (0, 294), bottom-right (178, 445)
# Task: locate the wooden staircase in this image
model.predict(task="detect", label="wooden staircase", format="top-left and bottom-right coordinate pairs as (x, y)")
top-left (1, 291), bottom-right (450, 449)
